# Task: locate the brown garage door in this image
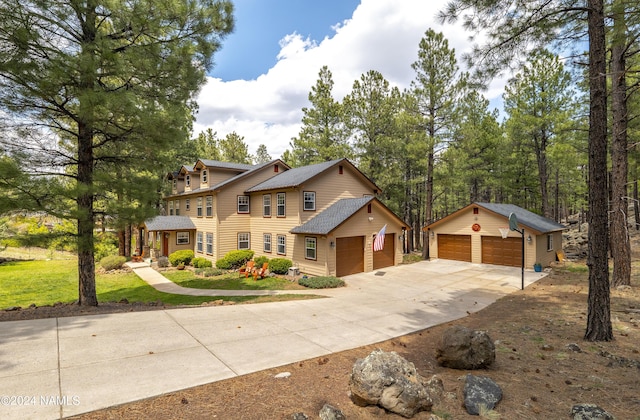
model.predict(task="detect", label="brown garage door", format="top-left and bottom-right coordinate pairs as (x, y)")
top-left (437, 234), bottom-right (471, 262)
top-left (482, 236), bottom-right (522, 267)
top-left (336, 236), bottom-right (364, 277)
top-left (373, 233), bottom-right (395, 270)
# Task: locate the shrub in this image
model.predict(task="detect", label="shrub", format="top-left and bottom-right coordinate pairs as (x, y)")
top-left (254, 255), bottom-right (269, 267)
top-left (195, 267), bottom-right (226, 277)
top-left (215, 250), bottom-right (254, 270)
top-left (169, 250), bottom-right (194, 267)
top-left (268, 258), bottom-right (292, 275)
top-left (299, 276), bottom-right (345, 289)
top-left (192, 257), bottom-right (213, 268)
top-left (99, 255), bottom-right (127, 271)
top-left (157, 256), bottom-right (169, 268)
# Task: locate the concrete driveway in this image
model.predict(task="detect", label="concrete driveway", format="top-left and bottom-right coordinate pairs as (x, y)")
top-left (0, 260), bottom-right (547, 419)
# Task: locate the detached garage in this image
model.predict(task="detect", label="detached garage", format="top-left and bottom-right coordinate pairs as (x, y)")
top-left (424, 202), bottom-right (566, 269)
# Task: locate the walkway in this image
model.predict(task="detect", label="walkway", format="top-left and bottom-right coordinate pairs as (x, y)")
top-left (0, 260), bottom-right (547, 419)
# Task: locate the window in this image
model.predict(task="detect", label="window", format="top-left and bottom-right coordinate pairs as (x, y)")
top-left (238, 195), bottom-right (250, 213)
top-left (303, 191), bottom-right (315, 211)
top-left (206, 233), bottom-right (213, 254)
top-left (174, 200), bottom-right (180, 216)
top-left (274, 165), bottom-right (279, 173)
top-left (338, 165), bottom-right (343, 174)
top-left (176, 232), bottom-right (189, 245)
top-left (196, 197), bottom-right (203, 217)
top-left (238, 233), bottom-right (250, 250)
top-left (263, 233), bottom-right (272, 253)
top-left (186, 174), bottom-right (191, 187)
top-left (206, 195), bottom-right (213, 217)
top-left (473, 207), bottom-right (479, 215)
top-left (196, 232), bottom-right (203, 253)
top-left (547, 234), bottom-right (554, 251)
top-left (277, 193), bottom-right (286, 217)
top-left (305, 237), bottom-right (317, 260)
top-left (367, 203), bottom-right (372, 213)
top-left (202, 170), bottom-right (208, 183)
top-left (277, 235), bottom-right (286, 255)
top-left (168, 200), bottom-right (174, 215)
top-left (185, 199), bottom-right (190, 211)
top-left (263, 194), bottom-right (271, 217)
top-left (172, 179), bottom-right (177, 190)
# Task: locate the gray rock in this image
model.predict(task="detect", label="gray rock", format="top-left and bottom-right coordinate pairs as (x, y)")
top-left (436, 326), bottom-right (495, 369)
top-left (319, 403), bottom-right (345, 420)
top-left (350, 349), bottom-right (433, 418)
top-left (291, 413), bottom-right (309, 420)
top-left (566, 343), bottom-right (583, 353)
top-left (570, 403), bottom-right (614, 420)
top-left (463, 374), bottom-right (502, 415)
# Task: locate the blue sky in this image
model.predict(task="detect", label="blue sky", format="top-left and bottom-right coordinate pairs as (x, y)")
top-left (211, 0), bottom-right (361, 81)
top-left (194, 0), bottom-right (508, 159)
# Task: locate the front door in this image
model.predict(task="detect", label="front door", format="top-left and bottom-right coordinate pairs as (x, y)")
top-left (163, 233), bottom-right (169, 257)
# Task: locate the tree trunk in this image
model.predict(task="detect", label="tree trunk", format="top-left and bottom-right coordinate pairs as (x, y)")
top-left (422, 149), bottom-right (434, 259)
top-left (610, 0), bottom-right (631, 287)
top-left (584, 0), bottom-right (612, 341)
top-left (77, 2), bottom-right (98, 307)
top-left (118, 229), bottom-right (126, 256)
top-left (634, 179), bottom-right (639, 230)
top-left (125, 224), bottom-right (132, 257)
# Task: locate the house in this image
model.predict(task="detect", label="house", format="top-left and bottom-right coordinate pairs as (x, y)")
top-left (423, 202), bottom-right (566, 269)
top-left (141, 158), bottom-right (410, 277)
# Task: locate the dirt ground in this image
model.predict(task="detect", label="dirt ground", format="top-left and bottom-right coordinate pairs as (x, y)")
top-left (3, 263), bottom-right (637, 419)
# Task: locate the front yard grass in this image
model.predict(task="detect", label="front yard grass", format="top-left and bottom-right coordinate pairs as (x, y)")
top-left (0, 259), bottom-right (319, 310)
top-left (163, 270), bottom-right (308, 291)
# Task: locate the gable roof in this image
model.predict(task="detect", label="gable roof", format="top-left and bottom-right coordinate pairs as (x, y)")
top-left (246, 158), bottom-right (380, 193)
top-left (195, 159), bottom-right (256, 171)
top-left (426, 202), bottom-right (566, 234)
top-left (143, 216), bottom-right (196, 231)
top-left (208, 160), bottom-right (283, 192)
top-left (290, 196), bottom-right (376, 235)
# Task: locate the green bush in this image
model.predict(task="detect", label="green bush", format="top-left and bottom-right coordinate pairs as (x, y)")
top-left (299, 276), bottom-right (345, 289)
top-left (254, 255), bottom-right (269, 267)
top-left (215, 250), bottom-right (254, 270)
top-left (268, 258), bottom-right (292, 275)
top-left (195, 267), bottom-right (226, 277)
top-left (99, 255), bottom-right (127, 271)
top-left (192, 257), bottom-right (213, 268)
top-left (169, 250), bottom-right (194, 267)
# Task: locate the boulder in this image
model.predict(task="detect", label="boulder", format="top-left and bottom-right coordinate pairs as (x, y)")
top-left (350, 349), bottom-right (433, 418)
top-left (319, 403), bottom-right (345, 420)
top-left (463, 374), bottom-right (502, 415)
top-left (435, 326), bottom-right (495, 369)
top-left (570, 403), bottom-right (614, 420)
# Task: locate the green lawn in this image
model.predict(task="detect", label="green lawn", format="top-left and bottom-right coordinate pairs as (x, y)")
top-left (0, 259), bottom-right (321, 310)
top-left (163, 270), bottom-right (308, 290)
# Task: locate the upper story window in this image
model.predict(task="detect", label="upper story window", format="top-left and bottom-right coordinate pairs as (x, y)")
top-left (547, 234), bottom-right (554, 251)
top-left (202, 170), bottom-right (208, 183)
top-left (196, 197), bottom-right (203, 217)
top-left (238, 233), bottom-right (250, 250)
top-left (174, 200), bottom-right (180, 216)
top-left (277, 234), bottom-right (286, 255)
top-left (274, 165), bottom-right (279, 173)
top-left (186, 175), bottom-right (191, 187)
top-left (185, 199), bottom-right (190, 211)
top-left (263, 194), bottom-right (271, 217)
top-left (206, 195), bottom-right (213, 217)
top-left (238, 195), bottom-right (250, 213)
top-left (176, 232), bottom-right (189, 245)
top-left (276, 193), bottom-right (286, 217)
top-left (172, 179), bottom-right (177, 190)
top-left (303, 191), bottom-right (316, 211)
top-left (168, 200), bottom-right (174, 215)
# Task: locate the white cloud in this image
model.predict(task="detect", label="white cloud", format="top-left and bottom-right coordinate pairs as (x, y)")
top-left (194, 0), bottom-right (501, 160)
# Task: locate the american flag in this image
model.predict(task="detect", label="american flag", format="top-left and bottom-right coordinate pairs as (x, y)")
top-left (373, 224), bottom-right (387, 252)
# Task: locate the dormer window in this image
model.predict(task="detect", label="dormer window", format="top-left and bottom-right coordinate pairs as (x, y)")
top-left (202, 170), bottom-right (208, 183)
top-left (186, 175), bottom-right (191, 187)
top-left (274, 165), bottom-right (279, 173)
top-left (172, 179), bottom-right (177, 189)
top-left (339, 165), bottom-right (343, 174)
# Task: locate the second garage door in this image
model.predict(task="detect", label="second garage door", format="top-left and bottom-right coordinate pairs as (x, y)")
top-left (336, 236), bottom-right (364, 277)
top-left (482, 236), bottom-right (522, 267)
top-left (437, 234), bottom-right (471, 262)
top-left (373, 233), bottom-right (395, 270)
